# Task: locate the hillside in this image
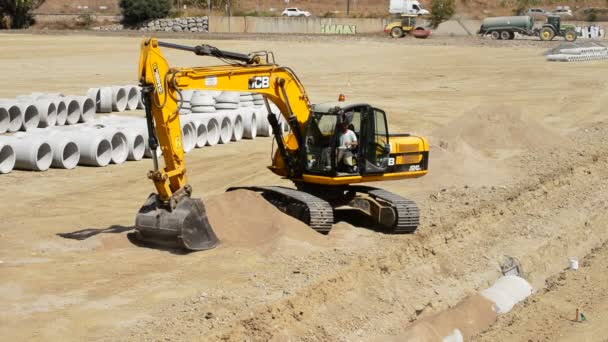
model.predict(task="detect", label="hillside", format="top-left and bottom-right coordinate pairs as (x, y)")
top-left (36, 0), bottom-right (608, 19)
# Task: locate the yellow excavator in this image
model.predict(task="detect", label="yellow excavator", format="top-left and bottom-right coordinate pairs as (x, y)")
top-left (135, 38), bottom-right (429, 251)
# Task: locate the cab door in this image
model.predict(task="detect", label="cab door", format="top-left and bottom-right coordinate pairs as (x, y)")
top-left (359, 107), bottom-right (391, 174)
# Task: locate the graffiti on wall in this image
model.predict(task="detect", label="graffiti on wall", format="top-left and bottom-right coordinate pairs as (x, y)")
top-left (320, 24), bottom-right (357, 35)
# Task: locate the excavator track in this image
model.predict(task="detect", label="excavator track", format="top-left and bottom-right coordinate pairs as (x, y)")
top-left (349, 186), bottom-right (420, 233)
top-left (227, 186), bottom-right (334, 234)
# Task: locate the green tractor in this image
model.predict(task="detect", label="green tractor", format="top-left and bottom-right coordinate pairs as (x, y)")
top-left (538, 15), bottom-right (577, 41)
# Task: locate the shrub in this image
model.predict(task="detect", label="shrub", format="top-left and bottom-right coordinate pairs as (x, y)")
top-left (0, 0), bottom-right (44, 29)
top-left (429, 0), bottom-right (455, 29)
top-left (119, 0), bottom-right (171, 24)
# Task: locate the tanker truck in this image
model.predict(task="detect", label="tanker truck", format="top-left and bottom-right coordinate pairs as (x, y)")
top-left (478, 15), bottom-right (577, 41)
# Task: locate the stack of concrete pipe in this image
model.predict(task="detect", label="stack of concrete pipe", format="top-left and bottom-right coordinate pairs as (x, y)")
top-left (0, 87), bottom-right (289, 174)
top-left (547, 46), bottom-right (608, 62)
top-left (86, 85), bottom-right (143, 113)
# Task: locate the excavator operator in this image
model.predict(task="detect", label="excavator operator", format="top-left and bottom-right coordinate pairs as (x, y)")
top-left (337, 112), bottom-right (358, 173)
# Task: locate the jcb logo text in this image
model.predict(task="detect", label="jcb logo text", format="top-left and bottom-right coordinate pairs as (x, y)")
top-left (249, 76), bottom-right (270, 89)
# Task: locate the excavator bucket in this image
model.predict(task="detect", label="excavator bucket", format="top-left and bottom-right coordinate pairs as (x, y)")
top-left (133, 194), bottom-right (219, 251)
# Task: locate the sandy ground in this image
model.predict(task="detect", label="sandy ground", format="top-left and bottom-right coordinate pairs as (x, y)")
top-left (0, 33), bottom-right (607, 341)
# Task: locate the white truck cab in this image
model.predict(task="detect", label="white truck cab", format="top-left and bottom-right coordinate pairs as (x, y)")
top-left (389, 0), bottom-right (430, 16)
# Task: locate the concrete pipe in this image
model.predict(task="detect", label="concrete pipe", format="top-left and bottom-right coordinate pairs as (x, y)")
top-left (218, 115), bottom-right (233, 144)
top-left (254, 107), bottom-right (272, 137)
top-left (111, 86), bottom-right (128, 112)
top-left (68, 96), bottom-right (96, 123)
top-left (87, 87), bottom-right (101, 111)
top-left (225, 112), bottom-right (244, 142)
top-left (191, 92), bottom-right (215, 107)
top-left (181, 120), bottom-right (196, 153)
top-left (124, 85), bottom-right (140, 111)
top-left (239, 94), bottom-right (254, 102)
top-left (88, 125), bottom-right (129, 164)
top-left (240, 101), bottom-right (255, 107)
top-left (3, 102), bottom-right (40, 132)
top-left (64, 98), bottom-right (81, 125)
top-left (98, 124), bottom-right (145, 161)
top-left (29, 99), bottom-right (57, 128)
top-left (28, 128), bottom-right (81, 170)
top-left (46, 133), bottom-right (80, 169)
top-left (180, 89), bottom-right (195, 103)
top-left (71, 132), bottom-right (113, 167)
top-left (216, 91), bottom-right (240, 104)
top-left (190, 120), bottom-right (208, 148)
top-left (0, 143), bottom-right (15, 174)
top-left (0, 101), bottom-right (40, 131)
top-left (215, 102), bottom-right (239, 110)
top-left (97, 87), bottom-right (114, 113)
top-left (191, 106), bottom-right (216, 114)
top-left (242, 109), bottom-right (257, 139)
top-left (1, 104), bottom-right (24, 133)
top-left (54, 100), bottom-right (68, 126)
top-left (0, 107), bottom-right (10, 134)
top-left (188, 114), bottom-right (220, 146)
top-left (0, 135), bottom-right (52, 171)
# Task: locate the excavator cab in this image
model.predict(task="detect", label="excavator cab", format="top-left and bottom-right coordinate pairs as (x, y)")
top-left (303, 103), bottom-right (391, 177)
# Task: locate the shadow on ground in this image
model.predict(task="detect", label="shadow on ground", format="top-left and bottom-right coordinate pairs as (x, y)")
top-left (334, 208), bottom-right (390, 233)
top-left (57, 225), bottom-right (190, 254)
top-left (57, 225), bottom-right (133, 240)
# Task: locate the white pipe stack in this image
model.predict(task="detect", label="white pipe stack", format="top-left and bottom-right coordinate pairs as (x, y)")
top-left (547, 46), bottom-right (608, 62)
top-left (0, 143), bottom-right (15, 173)
top-left (0, 134), bottom-right (52, 171)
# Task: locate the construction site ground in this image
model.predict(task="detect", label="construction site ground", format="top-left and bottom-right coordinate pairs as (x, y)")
top-left (1, 33), bottom-right (607, 341)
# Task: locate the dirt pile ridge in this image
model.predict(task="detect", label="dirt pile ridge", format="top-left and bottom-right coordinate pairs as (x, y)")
top-left (205, 189), bottom-right (328, 248)
top-left (434, 103), bottom-right (566, 154)
top-left (425, 103), bottom-right (568, 187)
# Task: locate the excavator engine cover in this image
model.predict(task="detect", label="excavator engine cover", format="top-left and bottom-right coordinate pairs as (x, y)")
top-left (134, 194), bottom-right (219, 251)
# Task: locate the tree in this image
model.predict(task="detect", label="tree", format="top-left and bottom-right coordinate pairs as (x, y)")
top-left (0, 0), bottom-right (44, 29)
top-left (429, 0), bottom-right (455, 29)
top-left (120, 0), bottom-right (171, 24)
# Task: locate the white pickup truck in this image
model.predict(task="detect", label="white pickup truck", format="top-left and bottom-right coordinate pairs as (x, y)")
top-left (281, 8), bottom-right (312, 17)
top-left (389, 0), bottom-right (430, 16)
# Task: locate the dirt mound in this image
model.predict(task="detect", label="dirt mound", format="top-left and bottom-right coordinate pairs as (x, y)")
top-left (433, 104), bottom-right (565, 155)
top-left (204, 189), bottom-right (327, 248)
top-left (422, 104), bottom-right (566, 187)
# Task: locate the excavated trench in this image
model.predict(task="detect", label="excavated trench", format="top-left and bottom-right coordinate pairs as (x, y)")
top-left (119, 120), bottom-right (608, 341)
